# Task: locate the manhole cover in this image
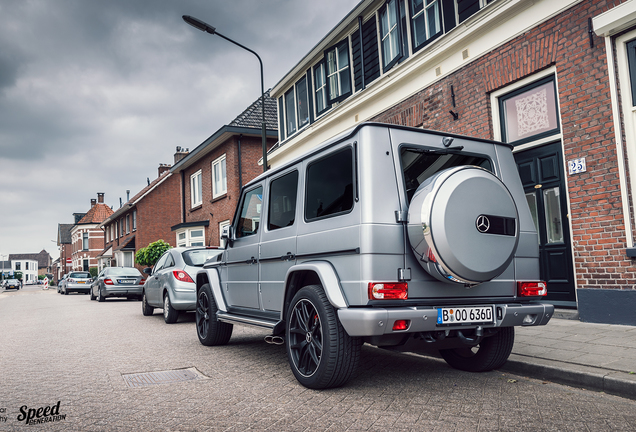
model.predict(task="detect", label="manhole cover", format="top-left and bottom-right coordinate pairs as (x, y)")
top-left (122, 367), bottom-right (207, 388)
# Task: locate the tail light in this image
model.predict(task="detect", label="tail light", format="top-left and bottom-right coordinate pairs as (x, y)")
top-left (68, 278), bottom-right (75, 283)
top-left (392, 320), bottom-right (410, 331)
top-left (517, 281), bottom-right (547, 297)
top-left (104, 278), bottom-right (114, 285)
top-left (368, 282), bottom-right (408, 300)
top-left (173, 270), bottom-right (194, 283)
top-left (140, 279), bottom-right (146, 285)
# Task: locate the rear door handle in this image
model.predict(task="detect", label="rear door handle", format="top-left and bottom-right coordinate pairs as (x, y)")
top-left (245, 257), bottom-right (257, 265)
top-left (280, 252), bottom-right (295, 261)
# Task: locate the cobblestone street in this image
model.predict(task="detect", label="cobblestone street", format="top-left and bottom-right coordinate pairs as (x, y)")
top-left (1, 289), bottom-right (635, 431)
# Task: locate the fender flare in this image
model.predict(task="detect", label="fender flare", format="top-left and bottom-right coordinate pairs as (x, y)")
top-left (282, 261), bottom-right (348, 315)
top-left (196, 267), bottom-right (227, 313)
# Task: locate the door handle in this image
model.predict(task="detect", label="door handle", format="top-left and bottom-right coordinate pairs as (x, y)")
top-left (280, 252), bottom-right (295, 261)
top-left (245, 257), bottom-right (257, 265)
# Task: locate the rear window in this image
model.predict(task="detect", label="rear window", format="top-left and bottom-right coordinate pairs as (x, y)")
top-left (104, 268), bottom-right (142, 276)
top-left (69, 272), bottom-right (91, 278)
top-left (182, 249), bottom-right (223, 267)
top-left (401, 147), bottom-right (492, 203)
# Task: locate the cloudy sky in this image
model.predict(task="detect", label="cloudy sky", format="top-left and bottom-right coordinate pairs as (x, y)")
top-left (0, 0), bottom-right (360, 260)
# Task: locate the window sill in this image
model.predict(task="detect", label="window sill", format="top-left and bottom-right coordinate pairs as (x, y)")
top-left (190, 204), bottom-right (203, 212)
top-left (211, 193), bottom-right (227, 203)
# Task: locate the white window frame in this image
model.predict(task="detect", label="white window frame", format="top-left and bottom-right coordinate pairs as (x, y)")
top-left (212, 155), bottom-right (227, 199)
top-left (175, 227), bottom-right (206, 247)
top-left (219, 220), bottom-right (231, 248)
top-left (132, 210), bottom-right (137, 231)
top-left (190, 170), bottom-right (203, 208)
top-left (82, 232), bottom-right (89, 251)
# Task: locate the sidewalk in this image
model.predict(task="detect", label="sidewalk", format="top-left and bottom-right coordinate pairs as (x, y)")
top-left (503, 309), bottom-right (636, 400)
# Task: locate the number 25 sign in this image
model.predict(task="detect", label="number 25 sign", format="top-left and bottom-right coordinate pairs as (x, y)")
top-left (568, 157), bottom-right (586, 175)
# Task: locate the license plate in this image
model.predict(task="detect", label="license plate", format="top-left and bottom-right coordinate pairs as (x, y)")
top-left (437, 306), bottom-right (494, 326)
top-left (78, 281), bottom-right (86, 284)
top-left (118, 279), bottom-right (135, 284)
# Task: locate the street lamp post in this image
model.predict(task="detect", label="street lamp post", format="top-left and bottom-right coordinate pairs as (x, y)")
top-left (183, 15), bottom-right (268, 172)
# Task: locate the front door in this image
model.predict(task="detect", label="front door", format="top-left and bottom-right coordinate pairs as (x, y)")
top-left (514, 142), bottom-right (576, 306)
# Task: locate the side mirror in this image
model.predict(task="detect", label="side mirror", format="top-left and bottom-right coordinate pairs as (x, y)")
top-left (143, 267), bottom-right (152, 275)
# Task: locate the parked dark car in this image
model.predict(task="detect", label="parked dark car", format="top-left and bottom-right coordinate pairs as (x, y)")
top-left (142, 247), bottom-right (223, 323)
top-left (90, 267), bottom-right (145, 302)
top-left (4, 279), bottom-right (20, 290)
top-left (62, 271), bottom-right (92, 295)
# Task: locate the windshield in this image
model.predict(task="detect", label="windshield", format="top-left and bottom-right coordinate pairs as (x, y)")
top-left (401, 147), bottom-right (492, 203)
top-left (104, 268), bottom-right (142, 276)
top-left (182, 249), bottom-right (223, 267)
top-left (6, 279), bottom-right (18, 283)
top-left (69, 272), bottom-right (91, 278)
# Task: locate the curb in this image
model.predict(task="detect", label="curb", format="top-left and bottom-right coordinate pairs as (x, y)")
top-left (501, 353), bottom-right (636, 401)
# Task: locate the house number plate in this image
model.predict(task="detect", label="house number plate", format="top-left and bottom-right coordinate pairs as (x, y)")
top-left (568, 157), bottom-right (586, 175)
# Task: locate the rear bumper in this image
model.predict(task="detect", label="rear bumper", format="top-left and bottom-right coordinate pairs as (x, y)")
top-left (102, 286), bottom-right (143, 298)
top-left (338, 303), bottom-right (554, 337)
top-left (169, 289), bottom-right (196, 311)
top-left (66, 283), bottom-right (91, 293)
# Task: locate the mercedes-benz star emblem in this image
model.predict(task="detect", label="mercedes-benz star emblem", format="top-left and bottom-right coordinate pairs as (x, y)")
top-left (476, 215), bottom-right (490, 233)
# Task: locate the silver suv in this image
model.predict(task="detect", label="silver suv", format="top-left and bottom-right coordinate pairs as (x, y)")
top-left (195, 123), bottom-right (553, 389)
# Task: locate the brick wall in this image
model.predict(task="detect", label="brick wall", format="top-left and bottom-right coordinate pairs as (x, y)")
top-left (372, 0), bottom-right (636, 290)
top-left (183, 135), bottom-right (276, 247)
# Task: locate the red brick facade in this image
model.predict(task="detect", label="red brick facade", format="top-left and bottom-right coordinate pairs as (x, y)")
top-left (371, 0), bottom-right (635, 291)
top-left (179, 134), bottom-right (276, 247)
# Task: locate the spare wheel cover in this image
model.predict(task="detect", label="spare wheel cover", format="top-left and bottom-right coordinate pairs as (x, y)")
top-left (407, 166), bottom-right (519, 284)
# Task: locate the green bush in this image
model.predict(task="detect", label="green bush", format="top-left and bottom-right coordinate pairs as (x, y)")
top-left (136, 240), bottom-right (172, 267)
top-left (89, 267), bottom-right (98, 278)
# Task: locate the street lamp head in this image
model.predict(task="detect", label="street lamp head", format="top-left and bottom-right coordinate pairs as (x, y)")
top-left (182, 15), bottom-right (216, 35)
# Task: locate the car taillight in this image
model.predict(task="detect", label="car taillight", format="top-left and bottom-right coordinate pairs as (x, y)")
top-left (104, 278), bottom-right (114, 285)
top-left (68, 278), bottom-right (75, 283)
top-left (173, 270), bottom-right (194, 283)
top-left (368, 282), bottom-right (408, 300)
top-left (517, 281), bottom-right (547, 297)
top-left (140, 279), bottom-right (146, 285)
top-left (392, 320), bottom-right (410, 331)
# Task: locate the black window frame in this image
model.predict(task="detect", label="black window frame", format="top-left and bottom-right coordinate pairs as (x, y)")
top-left (284, 87), bottom-right (297, 137)
top-left (295, 75), bottom-right (310, 130)
top-left (234, 185), bottom-right (264, 239)
top-left (380, 0), bottom-right (405, 72)
top-left (409, 0), bottom-right (445, 53)
top-left (498, 75), bottom-right (561, 147)
top-left (626, 38), bottom-right (636, 106)
top-left (313, 61), bottom-right (331, 116)
top-left (304, 146), bottom-right (356, 222)
top-left (324, 39), bottom-right (353, 105)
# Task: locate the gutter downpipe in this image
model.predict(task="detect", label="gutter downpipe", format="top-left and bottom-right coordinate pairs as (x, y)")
top-left (358, 16), bottom-right (366, 90)
top-left (238, 134), bottom-right (243, 189)
top-left (180, 170), bottom-right (186, 224)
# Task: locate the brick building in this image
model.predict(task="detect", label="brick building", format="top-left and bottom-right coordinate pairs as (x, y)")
top-left (269, 0), bottom-right (636, 324)
top-left (55, 223), bottom-right (74, 282)
top-left (98, 164), bottom-right (181, 271)
top-left (170, 91), bottom-right (278, 248)
top-left (70, 194), bottom-right (113, 272)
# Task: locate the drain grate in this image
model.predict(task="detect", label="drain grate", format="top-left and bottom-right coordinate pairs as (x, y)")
top-left (122, 367), bottom-right (207, 388)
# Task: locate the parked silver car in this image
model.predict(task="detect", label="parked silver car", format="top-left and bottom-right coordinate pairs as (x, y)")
top-left (90, 267), bottom-right (145, 302)
top-left (62, 271), bottom-right (92, 295)
top-left (142, 247), bottom-right (223, 323)
top-left (195, 123), bottom-right (554, 389)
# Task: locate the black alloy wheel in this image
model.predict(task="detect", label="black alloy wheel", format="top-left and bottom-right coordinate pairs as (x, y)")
top-left (196, 283), bottom-right (232, 346)
top-left (286, 285), bottom-right (361, 389)
top-left (439, 326), bottom-right (515, 372)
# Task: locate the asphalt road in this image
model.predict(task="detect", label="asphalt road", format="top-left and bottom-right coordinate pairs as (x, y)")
top-left (1, 288), bottom-right (635, 431)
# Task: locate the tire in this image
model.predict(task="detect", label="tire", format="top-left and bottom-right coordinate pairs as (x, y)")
top-left (163, 293), bottom-right (179, 324)
top-left (439, 327), bottom-right (515, 372)
top-left (64, 289), bottom-right (69, 295)
top-left (196, 283), bottom-right (232, 346)
top-left (286, 285), bottom-right (361, 389)
top-left (90, 288), bottom-right (96, 301)
top-left (141, 291), bottom-right (154, 316)
top-left (97, 288), bottom-right (105, 302)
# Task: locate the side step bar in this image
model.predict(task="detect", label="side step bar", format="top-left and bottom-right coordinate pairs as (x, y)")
top-left (217, 312), bottom-right (277, 329)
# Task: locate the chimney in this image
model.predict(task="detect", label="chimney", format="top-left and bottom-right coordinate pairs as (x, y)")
top-left (97, 192), bottom-right (104, 203)
top-left (174, 146), bottom-right (190, 164)
top-left (126, 190), bottom-right (130, 202)
top-left (158, 163), bottom-right (172, 177)
top-left (90, 199), bottom-right (96, 207)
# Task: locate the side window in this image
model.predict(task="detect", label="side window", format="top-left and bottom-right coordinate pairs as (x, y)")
top-left (164, 253), bottom-right (175, 268)
top-left (153, 253), bottom-right (169, 273)
top-left (313, 61), bottom-right (330, 116)
top-left (409, 0), bottom-right (443, 52)
top-left (380, 0), bottom-right (402, 71)
top-left (236, 186), bottom-right (263, 238)
top-left (268, 171), bottom-right (299, 230)
top-left (305, 148), bottom-right (354, 221)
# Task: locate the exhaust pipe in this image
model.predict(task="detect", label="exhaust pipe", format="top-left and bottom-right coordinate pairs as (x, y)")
top-left (264, 335), bottom-right (285, 345)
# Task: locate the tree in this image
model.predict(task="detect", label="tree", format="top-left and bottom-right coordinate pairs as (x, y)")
top-left (135, 240), bottom-right (171, 267)
top-left (14, 271), bottom-right (23, 281)
top-left (89, 267), bottom-right (98, 278)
